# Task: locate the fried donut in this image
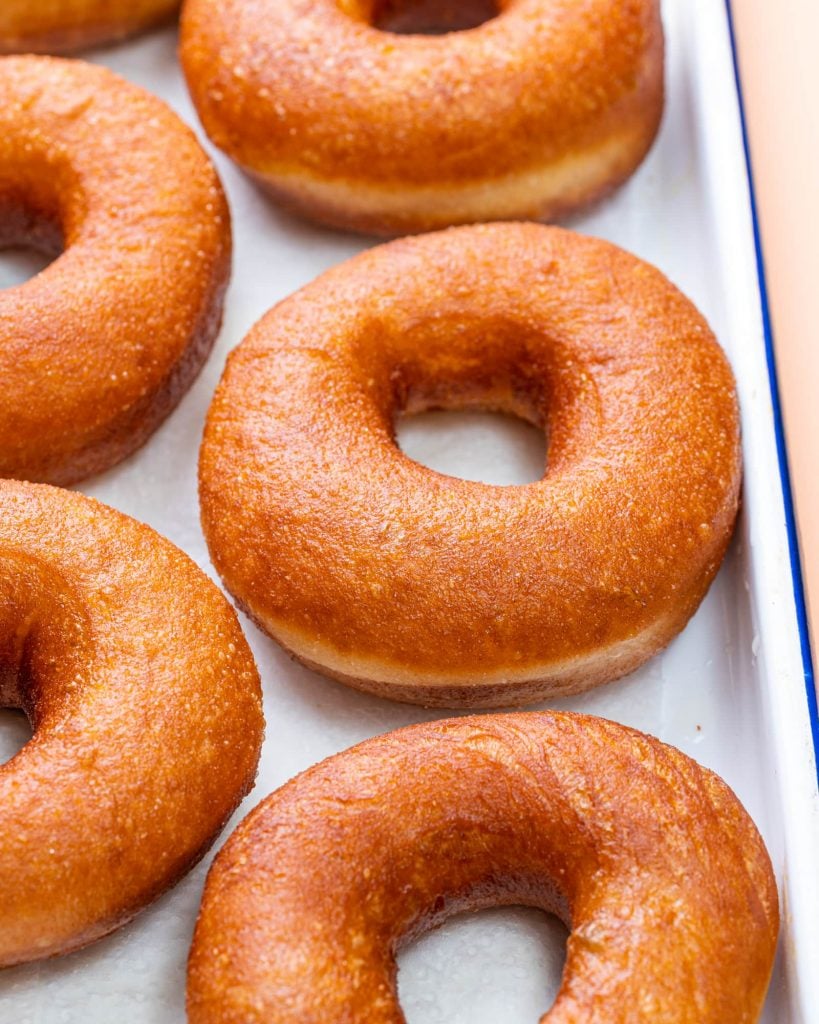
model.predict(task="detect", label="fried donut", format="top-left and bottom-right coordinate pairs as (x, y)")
top-left (0, 480), bottom-right (263, 967)
top-left (0, 56), bottom-right (230, 486)
top-left (199, 223), bottom-right (741, 708)
top-left (179, 0), bottom-right (664, 236)
top-left (187, 713), bottom-right (779, 1023)
top-left (0, 0), bottom-right (178, 54)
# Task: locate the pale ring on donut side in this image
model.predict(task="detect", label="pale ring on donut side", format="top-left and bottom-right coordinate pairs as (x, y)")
top-left (199, 223), bottom-right (741, 709)
top-left (187, 713), bottom-right (779, 1023)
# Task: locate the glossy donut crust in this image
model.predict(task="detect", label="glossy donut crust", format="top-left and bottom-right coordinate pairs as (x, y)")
top-left (0, 56), bottom-right (230, 486)
top-left (199, 223), bottom-right (741, 708)
top-left (179, 0), bottom-right (664, 236)
top-left (0, 0), bottom-right (179, 54)
top-left (187, 712), bottom-right (779, 1023)
top-left (0, 480), bottom-right (264, 967)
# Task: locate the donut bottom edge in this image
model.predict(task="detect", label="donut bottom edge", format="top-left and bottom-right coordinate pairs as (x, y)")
top-left (0, 805), bottom-right (244, 969)
top-left (242, 122), bottom-right (659, 237)
top-left (247, 602), bottom-right (688, 709)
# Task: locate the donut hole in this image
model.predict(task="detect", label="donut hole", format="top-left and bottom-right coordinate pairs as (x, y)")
top-left (396, 410), bottom-right (547, 485)
top-left (0, 171), bottom-right (67, 288)
top-left (342, 0), bottom-right (502, 34)
top-left (0, 244), bottom-right (57, 288)
top-left (0, 207), bottom-right (63, 287)
top-left (397, 906), bottom-right (567, 1021)
top-left (0, 708), bottom-right (32, 766)
top-left (0, 642), bottom-right (37, 763)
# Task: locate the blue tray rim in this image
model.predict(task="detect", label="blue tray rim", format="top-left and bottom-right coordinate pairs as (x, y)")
top-left (724, 0), bottom-right (819, 791)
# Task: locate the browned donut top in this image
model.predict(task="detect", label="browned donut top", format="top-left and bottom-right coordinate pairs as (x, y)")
top-left (0, 480), bottom-right (263, 966)
top-left (187, 712), bottom-right (778, 1023)
top-left (200, 224), bottom-right (740, 694)
top-left (0, 0), bottom-right (179, 54)
top-left (180, 0), bottom-right (663, 186)
top-left (0, 56), bottom-right (230, 484)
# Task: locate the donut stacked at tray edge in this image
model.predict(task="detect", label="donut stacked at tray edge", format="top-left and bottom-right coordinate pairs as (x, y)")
top-left (0, 479), bottom-right (264, 968)
top-left (187, 713), bottom-right (779, 1024)
top-left (179, 0), bottom-right (664, 236)
top-left (0, 54), bottom-right (230, 486)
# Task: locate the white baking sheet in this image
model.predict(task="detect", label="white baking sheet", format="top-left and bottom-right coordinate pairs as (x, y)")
top-left (2, 0), bottom-right (819, 1020)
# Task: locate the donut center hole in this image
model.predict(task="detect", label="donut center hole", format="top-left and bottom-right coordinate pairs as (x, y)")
top-left (0, 244), bottom-right (57, 288)
top-left (0, 192), bottom-right (65, 288)
top-left (397, 906), bottom-right (567, 1021)
top-left (343, 0), bottom-right (502, 34)
top-left (396, 410), bottom-right (546, 485)
top-left (0, 709), bottom-right (32, 766)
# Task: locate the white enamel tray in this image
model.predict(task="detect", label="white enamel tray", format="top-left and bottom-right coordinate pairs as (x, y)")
top-left (1, 0), bottom-right (818, 1020)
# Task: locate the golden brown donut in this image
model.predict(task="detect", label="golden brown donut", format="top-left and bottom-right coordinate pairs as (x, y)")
top-left (179, 0), bottom-right (664, 236)
top-left (187, 712), bottom-right (779, 1023)
top-left (0, 56), bottom-right (230, 486)
top-left (0, 479), bottom-right (263, 967)
top-left (0, 0), bottom-right (179, 54)
top-left (199, 223), bottom-right (741, 708)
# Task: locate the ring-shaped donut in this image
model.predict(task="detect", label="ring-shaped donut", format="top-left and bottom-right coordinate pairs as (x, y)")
top-left (187, 713), bottom-right (778, 1023)
top-left (0, 56), bottom-right (230, 485)
top-left (0, 1), bottom-right (178, 54)
top-left (199, 223), bottom-right (741, 708)
top-left (180, 0), bottom-right (664, 235)
top-left (0, 480), bottom-right (263, 966)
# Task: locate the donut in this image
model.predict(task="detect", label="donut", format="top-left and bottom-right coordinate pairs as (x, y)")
top-left (179, 0), bottom-right (664, 236)
top-left (0, 56), bottom-right (230, 486)
top-left (0, 1), bottom-right (178, 54)
top-left (187, 713), bottom-right (779, 1023)
top-left (199, 223), bottom-right (741, 708)
top-left (0, 480), bottom-right (263, 967)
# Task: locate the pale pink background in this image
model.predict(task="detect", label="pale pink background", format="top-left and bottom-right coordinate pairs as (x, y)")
top-left (734, 2), bottom-right (819, 656)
